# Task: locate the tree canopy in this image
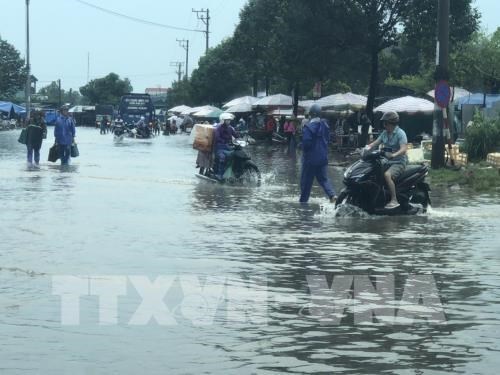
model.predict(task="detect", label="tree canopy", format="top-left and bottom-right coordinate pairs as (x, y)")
top-left (451, 28), bottom-right (500, 94)
top-left (79, 73), bottom-right (132, 105)
top-left (37, 81), bottom-right (83, 106)
top-left (0, 37), bottom-right (26, 100)
top-left (168, 0), bottom-right (482, 112)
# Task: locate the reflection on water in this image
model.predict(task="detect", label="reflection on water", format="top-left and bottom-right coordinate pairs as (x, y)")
top-left (1, 128), bottom-right (500, 374)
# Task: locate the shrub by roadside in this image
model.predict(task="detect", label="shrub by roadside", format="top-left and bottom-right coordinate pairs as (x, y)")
top-left (463, 111), bottom-right (500, 161)
top-left (429, 163), bottom-right (500, 192)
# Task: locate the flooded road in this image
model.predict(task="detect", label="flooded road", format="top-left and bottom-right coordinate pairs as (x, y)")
top-left (1, 128), bottom-right (500, 374)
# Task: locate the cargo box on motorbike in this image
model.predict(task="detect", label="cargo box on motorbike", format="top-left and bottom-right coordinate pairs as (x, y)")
top-left (192, 124), bottom-right (215, 153)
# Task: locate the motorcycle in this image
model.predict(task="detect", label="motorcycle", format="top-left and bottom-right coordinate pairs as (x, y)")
top-left (113, 123), bottom-right (130, 140)
top-left (196, 141), bottom-right (261, 185)
top-left (127, 124), bottom-right (152, 139)
top-left (335, 150), bottom-right (431, 215)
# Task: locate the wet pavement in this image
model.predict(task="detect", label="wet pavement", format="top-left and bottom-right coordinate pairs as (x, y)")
top-left (1, 128), bottom-right (500, 374)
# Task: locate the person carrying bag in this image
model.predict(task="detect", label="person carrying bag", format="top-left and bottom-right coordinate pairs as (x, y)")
top-left (25, 112), bottom-right (47, 166)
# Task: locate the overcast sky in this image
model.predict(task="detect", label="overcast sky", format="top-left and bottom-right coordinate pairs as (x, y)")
top-left (0, 0), bottom-right (498, 94)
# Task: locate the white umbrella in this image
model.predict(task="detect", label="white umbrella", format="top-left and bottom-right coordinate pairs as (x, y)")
top-left (253, 94), bottom-right (293, 107)
top-left (223, 96), bottom-right (258, 108)
top-left (181, 105), bottom-right (205, 115)
top-left (168, 115), bottom-right (180, 122)
top-left (193, 106), bottom-right (222, 118)
top-left (374, 96), bottom-right (434, 114)
top-left (168, 104), bottom-right (191, 114)
top-left (426, 87), bottom-right (471, 101)
top-left (316, 92), bottom-right (367, 111)
top-left (298, 100), bottom-right (317, 110)
top-left (225, 103), bottom-right (254, 113)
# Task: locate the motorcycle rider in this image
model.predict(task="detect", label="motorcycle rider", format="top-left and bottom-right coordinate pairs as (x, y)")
top-left (54, 105), bottom-right (76, 165)
top-left (181, 115), bottom-right (194, 133)
top-left (136, 116), bottom-right (146, 128)
top-left (136, 116), bottom-right (149, 137)
top-left (299, 103), bottom-right (337, 203)
top-left (365, 111), bottom-right (408, 209)
top-left (214, 113), bottom-right (238, 180)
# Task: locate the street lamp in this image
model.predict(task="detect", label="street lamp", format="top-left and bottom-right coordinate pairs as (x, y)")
top-left (25, 0), bottom-right (31, 122)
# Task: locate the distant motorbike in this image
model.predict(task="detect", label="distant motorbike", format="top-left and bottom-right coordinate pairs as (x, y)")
top-left (125, 124), bottom-right (152, 139)
top-left (336, 150), bottom-right (431, 215)
top-left (196, 141), bottom-right (261, 185)
top-left (113, 123), bottom-right (130, 140)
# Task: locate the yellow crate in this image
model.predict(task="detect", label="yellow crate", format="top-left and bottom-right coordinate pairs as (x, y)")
top-left (487, 153), bottom-right (500, 167)
top-left (421, 140), bottom-right (432, 151)
top-left (456, 153), bottom-right (468, 166)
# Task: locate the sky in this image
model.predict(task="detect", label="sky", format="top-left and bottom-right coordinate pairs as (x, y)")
top-left (0, 0), bottom-right (248, 92)
top-left (0, 0), bottom-right (498, 94)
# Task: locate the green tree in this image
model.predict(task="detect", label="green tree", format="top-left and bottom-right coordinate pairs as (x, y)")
top-left (342, 0), bottom-right (479, 145)
top-left (403, 0), bottom-right (480, 62)
top-left (451, 28), bottom-right (500, 94)
top-left (189, 39), bottom-right (250, 106)
top-left (232, 0), bottom-right (283, 95)
top-left (385, 73), bottom-right (433, 95)
top-left (167, 79), bottom-right (194, 108)
top-left (37, 82), bottom-right (84, 105)
top-left (0, 37), bottom-right (26, 100)
top-left (345, 1), bottom-right (409, 118)
top-left (38, 81), bottom-right (62, 104)
top-left (79, 73), bottom-right (132, 105)
top-left (266, 0), bottom-right (360, 112)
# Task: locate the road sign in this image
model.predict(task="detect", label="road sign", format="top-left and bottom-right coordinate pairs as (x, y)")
top-left (435, 80), bottom-right (451, 108)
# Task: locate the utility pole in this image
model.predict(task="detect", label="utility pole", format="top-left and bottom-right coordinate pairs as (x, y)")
top-left (192, 8), bottom-right (210, 53)
top-left (170, 62), bottom-right (184, 83)
top-left (176, 39), bottom-right (189, 79)
top-left (58, 79), bottom-right (62, 108)
top-left (431, 0), bottom-right (450, 169)
top-left (25, 0), bottom-right (31, 122)
top-left (87, 52), bottom-right (90, 83)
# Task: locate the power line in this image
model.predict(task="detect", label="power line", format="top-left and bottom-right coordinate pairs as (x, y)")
top-left (75, 0), bottom-right (204, 33)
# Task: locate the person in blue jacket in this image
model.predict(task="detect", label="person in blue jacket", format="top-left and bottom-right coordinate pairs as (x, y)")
top-left (54, 106), bottom-right (76, 165)
top-left (299, 103), bottom-right (336, 203)
top-left (214, 112), bottom-right (238, 180)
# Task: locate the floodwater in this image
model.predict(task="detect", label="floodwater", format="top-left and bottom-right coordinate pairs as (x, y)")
top-left (1, 128), bottom-right (499, 374)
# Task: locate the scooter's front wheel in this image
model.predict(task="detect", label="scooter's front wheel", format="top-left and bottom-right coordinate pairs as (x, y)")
top-left (335, 190), bottom-right (349, 208)
top-left (240, 163), bottom-right (261, 186)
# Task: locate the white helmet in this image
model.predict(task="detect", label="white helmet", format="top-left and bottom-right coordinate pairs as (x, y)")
top-left (219, 112), bottom-right (235, 121)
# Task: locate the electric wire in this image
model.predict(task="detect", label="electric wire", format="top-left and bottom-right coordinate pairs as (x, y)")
top-left (74, 0), bottom-right (204, 33)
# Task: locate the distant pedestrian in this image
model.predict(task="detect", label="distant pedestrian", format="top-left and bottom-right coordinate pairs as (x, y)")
top-left (54, 106), bottom-right (76, 165)
top-left (265, 116), bottom-right (275, 144)
top-left (100, 116), bottom-right (107, 134)
top-left (26, 111), bottom-right (47, 167)
top-left (153, 119), bottom-right (161, 136)
top-left (284, 117), bottom-right (296, 156)
top-left (299, 103), bottom-right (336, 203)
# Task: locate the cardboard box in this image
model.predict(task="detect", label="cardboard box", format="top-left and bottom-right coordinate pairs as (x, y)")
top-left (192, 124), bottom-right (215, 153)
